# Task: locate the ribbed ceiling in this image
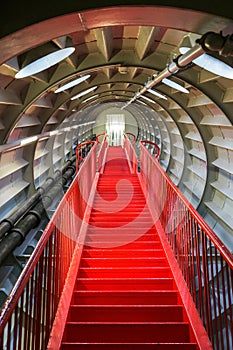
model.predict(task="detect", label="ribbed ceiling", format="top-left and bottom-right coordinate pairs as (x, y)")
top-left (0, 4), bottom-right (232, 251)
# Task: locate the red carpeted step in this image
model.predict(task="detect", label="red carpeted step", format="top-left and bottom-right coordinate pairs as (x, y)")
top-left (75, 277), bottom-right (175, 291)
top-left (61, 343), bottom-right (197, 350)
top-left (77, 266), bottom-right (172, 278)
top-left (60, 146), bottom-right (199, 349)
top-left (63, 323), bottom-right (191, 343)
top-left (72, 290), bottom-right (179, 305)
top-left (81, 248), bottom-right (165, 258)
top-left (69, 305), bottom-right (184, 322)
top-left (80, 257), bottom-right (168, 267)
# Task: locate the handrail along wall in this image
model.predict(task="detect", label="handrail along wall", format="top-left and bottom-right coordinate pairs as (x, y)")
top-left (140, 141), bottom-right (233, 350)
top-left (0, 142), bottom-right (98, 350)
top-left (124, 133), bottom-right (138, 173)
top-left (97, 133), bottom-right (108, 173)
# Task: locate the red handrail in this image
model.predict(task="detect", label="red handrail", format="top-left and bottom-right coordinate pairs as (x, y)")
top-left (125, 132), bottom-right (136, 143)
top-left (141, 142), bottom-right (232, 267)
top-left (140, 142), bottom-right (233, 350)
top-left (96, 132), bottom-right (106, 143)
top-left (124, 133), bottom-right (138, 174)
top-left (0, 144), bottom-right (98, 350)
top-left (140, 139), bottom-right (160, 159)
top-left (97, 133), bottom-right (108, 173)
top-left (76, 140), bottom-right (96, 169)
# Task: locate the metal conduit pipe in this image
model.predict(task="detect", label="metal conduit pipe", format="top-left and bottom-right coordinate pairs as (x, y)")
top-left (123, 44), bottom-right (205, 107)
top-left (61, 155), bottom-right (76, 174)
top-left (0, 156), bottom-right (76, 239)
top-left (0, 179), bottom-right (63, 265)
top-left (196, 31), bottom-right (233, 57)
top-left (0, 155), bottom-right (76, 240)
top-left (123, 31), bottom-right (233, 109)
top-left (0, 156), bottom-right (77, 265)
top-left (0, 177), bottom-right (54, 240)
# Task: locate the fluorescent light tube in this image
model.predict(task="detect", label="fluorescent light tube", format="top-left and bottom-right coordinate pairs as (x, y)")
top-left (162, 78), bottom-right (189, 93)
top-left (55, 74), bottom-right (91, 93)
top-left (71, 86), bottom-right (97, 100)
top-left (15, 47), bottom-right (75, 79)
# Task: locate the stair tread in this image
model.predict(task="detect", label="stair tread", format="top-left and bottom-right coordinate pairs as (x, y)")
top-left (61, 343), bottom-right (197, 350)
top-left (61, 342), bottom-right (197, 347)
top-left (64, 322), bottom-right (190, 342)
top-left (66, 321), bottom-right (190, 325)
top-left (70, 304), bottom-right (182, 307)
top-left (77, 277), bottom-right (173, 280)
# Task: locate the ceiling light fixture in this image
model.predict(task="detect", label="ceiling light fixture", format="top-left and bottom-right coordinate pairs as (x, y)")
top-left (162, 78), bottom-right (189, 93)
top-left (140, 95), bottom-right (155, 103)
top-left (20, 135), bottom-right (38, 146)
top-left (179, 47), bottom-right (233, 79)
top-left (15, 47), bottom-right (75, 79)
top-left (137, 100), bottom-right (147, 105)
top-left (148, 89), bottom-right (167, 100)
top-left (71, 86), bottom-right (98, 100)
top-left (55, 74), bottom-right (91, 93)
top-left (82, 94), bottom-right (99, 103)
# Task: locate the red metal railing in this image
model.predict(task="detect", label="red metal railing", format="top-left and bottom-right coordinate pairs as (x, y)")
top-left (140, 139), bottom-right (160, 159)
top-left (76, 140), bottom-right (96, 170)
top-left (0, 144), bottom-right (99, 350)
top-left (140, 141), bottom-right (233, 350)
top-left (124, 133), bottom-right (138, 173)
top-left (97, 133), bottom-right (108, 173)
top-left (96, 132), bottom-right (107, 143)
top-left (125, 132), bottom-right (136, 143)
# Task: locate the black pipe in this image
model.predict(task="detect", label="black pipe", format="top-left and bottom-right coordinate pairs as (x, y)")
top-left (0, 177), bottom-right (54, 240)
top-left (62, 155), bottom-right (76, 174)
top-left (0, 179), bottom-right (63, 265)
top-left (0, 157), bottom-right (76, 265)
top-left (0, 145), bottom-right (85, 265)
top-left (0, 157), bottom-right (76, 240)
top-left (196, 32), bottom-right (233, 57)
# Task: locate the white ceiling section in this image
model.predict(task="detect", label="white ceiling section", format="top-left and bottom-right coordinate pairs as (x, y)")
top-left (0, 3), bottom-right (232, 251)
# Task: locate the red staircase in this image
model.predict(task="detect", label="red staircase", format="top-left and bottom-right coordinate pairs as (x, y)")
top-left (61, 146), bottom-right (199, 349)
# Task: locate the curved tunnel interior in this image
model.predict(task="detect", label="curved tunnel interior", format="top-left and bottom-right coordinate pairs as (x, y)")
top-left (0, 3), bottom-right (232, 297)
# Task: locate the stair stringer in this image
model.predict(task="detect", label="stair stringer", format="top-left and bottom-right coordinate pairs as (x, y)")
top-left (137, 172), bottom-right (213, 350)
top-left (47, 173), bottom-right (100, 350)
